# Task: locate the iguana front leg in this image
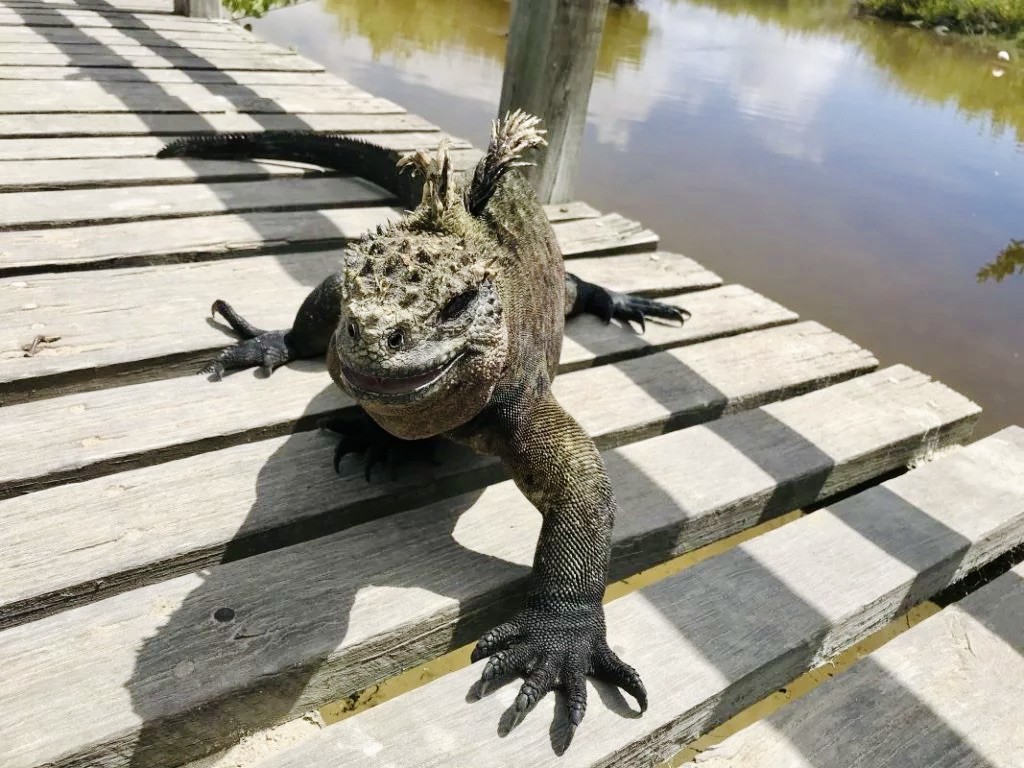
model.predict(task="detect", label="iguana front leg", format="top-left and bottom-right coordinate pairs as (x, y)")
top-left (565, 272), bottom-right (690, 332)
top-left (204, 273), bottom-right (343, 378)
top-left (462, 380), bottom-right (647, 742)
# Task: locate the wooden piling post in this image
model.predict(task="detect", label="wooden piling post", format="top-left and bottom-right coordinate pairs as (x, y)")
top-left (173, 0), bottom-right (227, 18)
top-left (498, 0), bottom-right (609, 204)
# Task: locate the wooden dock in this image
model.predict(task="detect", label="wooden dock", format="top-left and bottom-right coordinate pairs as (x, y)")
top-left (0, 2), bottom-right (1021, 767)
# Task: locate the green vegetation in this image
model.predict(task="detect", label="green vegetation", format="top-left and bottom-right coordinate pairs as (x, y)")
top-left (857, 0), bottom-right (1024, 40)
top-left (977, 239), bottom-right (1024, 282)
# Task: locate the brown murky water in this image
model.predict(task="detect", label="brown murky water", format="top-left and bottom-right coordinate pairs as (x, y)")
top-left (250, 0), bottom-right (1023, 437)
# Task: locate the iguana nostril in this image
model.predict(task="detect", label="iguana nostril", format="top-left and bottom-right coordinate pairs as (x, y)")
top-left (347, 321), bottom-right (359, 340)
top-left (387, 330), bottom-right (404, 350)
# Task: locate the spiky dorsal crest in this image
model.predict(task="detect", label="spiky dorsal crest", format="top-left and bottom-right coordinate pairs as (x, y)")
top-left (397, 137), bottom-right (454, 223)
top-left (467, 109), bottom-right (547, 216)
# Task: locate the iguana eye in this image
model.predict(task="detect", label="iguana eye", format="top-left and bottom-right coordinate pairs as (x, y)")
top-left (440, 288), bottom-right (478, 321)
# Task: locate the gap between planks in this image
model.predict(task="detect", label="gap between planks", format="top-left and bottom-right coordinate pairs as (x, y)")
top-left (0, 369), bottom-right (985, 768)
top-left (2, 283), bottom-right (829, 501)
top-left (1, 282), bottom-right (796, 625)
top-left (229, 426), bottom-right (1022, 768)
top-left (0, 224), bottom-right (663, 395)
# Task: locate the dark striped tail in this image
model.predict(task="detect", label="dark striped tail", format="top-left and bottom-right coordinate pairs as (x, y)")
top-left (157, 131), bottom-right (420, 207)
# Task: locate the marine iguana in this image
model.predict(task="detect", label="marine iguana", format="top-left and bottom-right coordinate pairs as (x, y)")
top-left (159, 112), bottom-right (689, 744)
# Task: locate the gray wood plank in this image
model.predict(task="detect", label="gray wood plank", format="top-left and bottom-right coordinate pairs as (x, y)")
top-left (0, 19), bottom-right (233, 41)
top-left (0, 66), bottom-right (341, 83)
top-left (0, 85), bottom-right (396, 115)
top-left (0, 140), bottom-right (473, 188)
top-left (0, 157), bottom-right (339, 190)
top-left (0, 111), bottom-right (438, 137)
top-left (0, 36), bottom-right (284, 52)
top-left (0, 322), bottom-right (871, 500)
top-left (0, 208), bottom-right (652, 279)
top-left (0, 11), bottom-right (253, 31)
top-left (0, 49), bottom-right (325, 69)
top-left (0, 251), bottom-right (715, 398)
top-left (0, 207), bottom-right (402, 276)
top-left (0, 78), bottom-right (370, 100)
top-left (0, 363), bottom-right (978, 630)
top-left (234, 426), bottom-right (1022, 768)
top-left (685, 563), bottom-right (1024, 768)
top-left (0, 131), bottom-right (457, 161)
top-left (3, 0), bottom-right (173, 12)
top-left (0, 176), bottom-right (397, 230)
top-left (0, 370), bottom-right (985, 768)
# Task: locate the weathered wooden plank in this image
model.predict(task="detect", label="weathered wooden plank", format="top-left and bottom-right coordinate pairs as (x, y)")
top-left (0, 36), bottom-right (282, 52)
top-left (3, 0), bottom-right (173, 12)
top-left (0, 209), bottom-right (651, 277)
top-left (0, 176), bottom-right (396, 230)
top-left (0, 111), bottom-right (437, 137)
top-left (0, 139), bottom-right (473, 187)
top-left (0, 157), bottom-right (338, 191)
top-left (0, 48), bottom-right (325, 69)
top-left (0, 251), bottom-right (716, 395)
top-left (0, 131), bottom-right (453, 160)
top-left (0, 370), bottom-right (985, 768)
top-left (0, 84), bottom-right (393, 114)
top-left (0, 30), bottom-right (267, 50)
top-left (541, 201), bottom-right (600, 223)
top-left (0, 364), bottom-right (977, 630)
top-left (0, 207), bottom-right (402, 275)
top-left (0, 10), bottom-right (246, 31)
top-left (0, 322), bottom-right (871, 499)
top-left (241, 426), bottom-right (1021, 768)
top-left (0, 66), bottom-right (341, 83)
top-left (0, 78), bottom-right (370, 101)
top-left (0, 24), bottom-right (248, 46)
top-left (553, 212), bottom-right (657, 255)
top-left (685, 562), bottom-right (1024, 768)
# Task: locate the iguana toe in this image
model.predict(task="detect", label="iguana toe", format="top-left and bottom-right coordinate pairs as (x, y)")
top-left (319, 412), bottom-right (437, 481)
top-left (470, 603), bottom-right (646, 747)
top-left (202, 300), bottom-right (294, 379)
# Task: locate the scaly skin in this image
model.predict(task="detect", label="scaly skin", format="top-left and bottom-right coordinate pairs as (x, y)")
top-left (159, 113), bottom-right (690, 746)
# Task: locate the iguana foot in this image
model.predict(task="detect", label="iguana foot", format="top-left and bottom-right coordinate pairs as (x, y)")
top-left (203, 299), bottom-right (295, 379)
top-left (470, 603), bottom-right (647, 748)
top-left (569, 273), bottom-right (690, 333)
top-left (319, 411), bottom-right (437, 481)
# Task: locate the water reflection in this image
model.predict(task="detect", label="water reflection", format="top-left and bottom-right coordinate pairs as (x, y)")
top-left (979, 240), bottom-right (1024, 283)
top-left (250, 0), bottom-right (1022, 433)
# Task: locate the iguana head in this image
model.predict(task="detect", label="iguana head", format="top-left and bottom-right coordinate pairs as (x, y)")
top-left (330, 112), bottom-right (546, 439)
top-left (332, 224), bottom-right (510, 440)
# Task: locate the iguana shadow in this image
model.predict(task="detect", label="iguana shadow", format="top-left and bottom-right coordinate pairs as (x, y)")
top-left (124, 379), bottom-right (533, 767)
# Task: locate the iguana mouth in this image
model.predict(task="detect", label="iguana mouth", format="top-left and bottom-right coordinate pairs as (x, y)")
top-left (340, 352), bottom-right (466, 399)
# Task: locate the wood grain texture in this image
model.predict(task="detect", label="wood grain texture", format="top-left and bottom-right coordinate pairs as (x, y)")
top-left (0, 66), bottom-right (341, 83)
top-left (0, 111), bottom-right (437, 137)
top-left (0, 294), bottom-right (827, 500)
top-left (0, 131), bottom-right (457, 160)
top-left (0, 209), bottom-right (650, 276)
top-left (0, 250), bottom-right (689, 401)
top-left (240, 427), bottom-right (1024, 768)
top-left (0, 10), bottom-right (266, 32)
top-left (0, 157), bottom-right (339, 190)
top-left (0, 370), bottom-right (984, 768)
top-left (0, 176), bottom-right (397, 230)
top-left (0, 49), bottom-right (324, 69)
top-left (0, 85), bottom-right (398, 115)
top-left (0, 363), bottom-right (977, 630)
top-left (0, 23), bottom-right (249, 46)
top-left (0, 36), bottom-right (285, 52)
top-left (686, 562), bottom-right (1024, 768)
top-left (4, 0), bottom-right (173, 12)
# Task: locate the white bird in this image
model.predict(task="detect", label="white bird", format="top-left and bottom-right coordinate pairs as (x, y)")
top-left (997, 50), bottom-right (1011, 61)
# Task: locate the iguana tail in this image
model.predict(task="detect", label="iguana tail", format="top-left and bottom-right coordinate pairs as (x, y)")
top-left (157, 131), bottom-right (420, 208)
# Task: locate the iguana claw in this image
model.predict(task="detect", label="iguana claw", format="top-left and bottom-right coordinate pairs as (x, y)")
top-left (470, 602), bottom-right (646, 751)
top-left (201, 300), bottom-right (294, 379)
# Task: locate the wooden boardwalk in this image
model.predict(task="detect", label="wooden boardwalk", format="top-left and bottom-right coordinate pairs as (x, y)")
top-left (0, 2), bottom-right (1021, 767)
